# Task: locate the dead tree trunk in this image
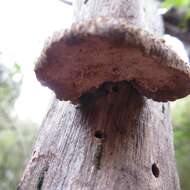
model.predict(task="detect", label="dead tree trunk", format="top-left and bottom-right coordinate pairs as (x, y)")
top-left (19, 0), bottom-right (180, 189)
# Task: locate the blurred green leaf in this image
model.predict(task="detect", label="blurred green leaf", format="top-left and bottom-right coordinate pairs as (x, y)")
top-left (163, 0), bottom-right (190, 8)
top-left (0, 130), bottom-right (16, 148)
top-left (14, 63), bottom-right (21, 72)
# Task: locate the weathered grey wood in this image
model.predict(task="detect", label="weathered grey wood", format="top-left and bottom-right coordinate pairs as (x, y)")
top-left (18, 0), bottom-right (180, 189)
top-left (73, 0), bottom-right (164, 35)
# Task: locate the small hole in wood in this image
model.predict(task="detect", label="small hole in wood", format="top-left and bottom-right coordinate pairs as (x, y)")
top-left (152, 163), bottom-right (159, 178)
top-left (94, 131), bottom-right (104, 139)
top-left (112, 86), bottom-right (119, 92)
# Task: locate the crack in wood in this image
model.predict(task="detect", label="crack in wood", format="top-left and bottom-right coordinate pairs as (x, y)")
top-left (162, 104), bottom-right (165, 113)
top-left (93, 143), bottom-right (103, 170)
top-left (37, 165), bottom-right (49, 190)
top-left (93, 131), bottom-right (105, 170)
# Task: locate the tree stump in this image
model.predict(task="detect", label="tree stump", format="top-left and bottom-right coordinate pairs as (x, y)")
top-left (18, 0), bottom-right (182, 189)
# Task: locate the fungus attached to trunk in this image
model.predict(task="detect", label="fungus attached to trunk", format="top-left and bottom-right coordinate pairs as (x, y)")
top-left (35, 16), bottom-right (190, 103)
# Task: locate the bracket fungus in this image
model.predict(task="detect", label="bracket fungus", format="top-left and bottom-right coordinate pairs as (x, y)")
top-left (35, 17), bottom-right (190, 103)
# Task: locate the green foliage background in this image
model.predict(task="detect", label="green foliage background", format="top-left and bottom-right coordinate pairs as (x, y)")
top-left (0, 62), bottom-right (37, 190)
top-left (163, 0), bottom-right (190, 188)
top-left (163, 0), bottom-right (190, 19)
top-left (172, 99), bottom-right (190, 190)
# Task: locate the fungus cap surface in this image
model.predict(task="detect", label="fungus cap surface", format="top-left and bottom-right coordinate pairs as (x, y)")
top-left (35, 17), bottom-right (190, 102)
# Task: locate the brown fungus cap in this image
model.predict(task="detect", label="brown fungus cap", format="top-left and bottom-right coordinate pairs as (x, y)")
top-left (35, 17), bottom-right (190, 102)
